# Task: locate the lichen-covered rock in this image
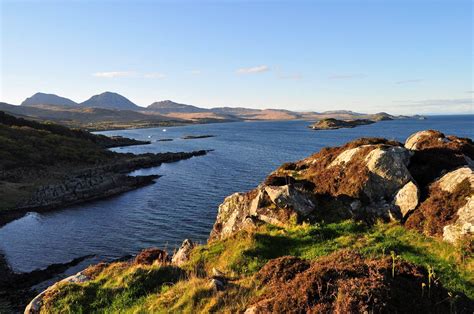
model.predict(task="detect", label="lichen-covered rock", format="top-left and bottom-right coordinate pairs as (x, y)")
top-left (393, 181), bottom-right (419, 217)
top-left (264, 185), bottom-right (315, 216)
top-left (210, 131), bottom-right (474, 243)
top-left (363, 146), bottom-right (413, 201)
top-left (439, 167), bottom-right (474, 243)
top-left (171, 239), bottom-right (194, 266)
top-left (406, 130), bottom-right (474, 188)
top-left (406, 166), bottom-right (473, 243)
top-left (405, 130), bottom-right (443, 150)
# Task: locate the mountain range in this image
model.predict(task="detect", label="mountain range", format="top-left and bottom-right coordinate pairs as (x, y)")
top-left (0, 91), bottom-right (409, 130)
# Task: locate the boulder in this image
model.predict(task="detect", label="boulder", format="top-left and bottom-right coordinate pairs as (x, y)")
top-left (171, 239), bottom-right (195, 266)
top-left (363, 146), bottom-right (413, 201)
top-left (439, 167), bottom-right (474, 243)
top-left (405, 130), bottom-right (443, 150)
top-left (264, 185), bottom-right (315, 216)
top-left (393, 181), bottom-right (419, 217)
top-left (406, 166), bottom-right (473, 242)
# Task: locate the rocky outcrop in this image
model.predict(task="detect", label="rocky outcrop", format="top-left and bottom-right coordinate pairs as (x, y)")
top-left (211, 131), bottom-right (473, 243)
top-left (406, 166), bottom-right (473, 243)
top-left (406, 130), bottom-right (474, 188)
top-left (171, 239), bottom-right (195, 266)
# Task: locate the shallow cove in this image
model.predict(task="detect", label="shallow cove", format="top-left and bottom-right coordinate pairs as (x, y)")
top-left (0, 116), bottom-right (473, 273)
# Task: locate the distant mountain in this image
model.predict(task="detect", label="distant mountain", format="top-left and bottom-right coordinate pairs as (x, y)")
top-left (147, 100), bottom-right (209, 114)
top-left (21, 92), bottom-right (77, 107)
top-left (0, 102), bottom-right (181, 131)
top-left (80, 92), bottom-right (140, 110)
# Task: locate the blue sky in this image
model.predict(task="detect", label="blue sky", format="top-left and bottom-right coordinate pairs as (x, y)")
top-left (1, 0), bottom-right (472, 114)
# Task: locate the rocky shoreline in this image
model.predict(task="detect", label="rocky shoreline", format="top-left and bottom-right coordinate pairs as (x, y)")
top-left (309, 118), bottom-right (376, 130)
top-left (0, 150), bottom-right (209, 227)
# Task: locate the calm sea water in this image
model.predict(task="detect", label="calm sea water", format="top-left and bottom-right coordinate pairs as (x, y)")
top-left (1, 116), bottom-right (473, 273)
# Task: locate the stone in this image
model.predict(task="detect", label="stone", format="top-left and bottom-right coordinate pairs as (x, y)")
top-left (443, 197), bottom-right (474, 243)
top-left (364, 146), bottom-right (413, 201)
top-left (171, 239), bottom-right (195, 266)
top-left (264, 185), bottom-right (315, 216)
top-left (405, 130), bottom-right (440, 150)
top-left (394, 181), bottom-right (419, 217)
top-left (438, 167), bottom-right (474, 193)
top-left (209, 278), bottom-right (225, 291)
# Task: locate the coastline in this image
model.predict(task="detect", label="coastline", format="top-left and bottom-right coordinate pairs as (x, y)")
top-left (0, 150), bottom-right (210, 228)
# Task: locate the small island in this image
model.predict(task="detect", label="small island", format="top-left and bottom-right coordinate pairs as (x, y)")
top-left (181, 135), bottom-right (215, 140)
top-left (309, 118), bottom-right (376, 130)
top-left (157, 138), bottom-right (173, 142)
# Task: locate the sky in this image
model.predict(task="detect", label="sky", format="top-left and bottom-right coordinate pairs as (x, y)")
top-left (0, 0), bottom-right (472, 114)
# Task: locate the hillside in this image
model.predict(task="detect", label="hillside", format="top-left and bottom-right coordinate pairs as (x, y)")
top-left (12, 92), bottom-right (415, 131)
top-left (0, 103), bottom-right (184, 131)
top-left (20, 92), bottom-right (77, 107)
top-left (0, 112), bottom-right (208, 222)
top-left (26, 130), bottom-right (474, 313)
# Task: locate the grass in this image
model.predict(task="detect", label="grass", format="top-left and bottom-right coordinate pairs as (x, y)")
top-left (41, 220), bottom-right (473, 313)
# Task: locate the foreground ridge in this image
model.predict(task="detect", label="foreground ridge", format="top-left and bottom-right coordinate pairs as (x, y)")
top-left (25, 130), bottom-right (474, 313)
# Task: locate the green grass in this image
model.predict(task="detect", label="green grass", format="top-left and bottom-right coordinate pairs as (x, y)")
top-left (41, 220), bottom-right (473, 313)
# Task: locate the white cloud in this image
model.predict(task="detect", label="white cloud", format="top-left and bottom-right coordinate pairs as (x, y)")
top-left (92, 71), bottom-right (135, 78)
top-left (237, 65), bottom-right (270, 74)
top-left (190, 70), bottom-right (201, 75)
top-left (143, 72), bottom-right (166, 79)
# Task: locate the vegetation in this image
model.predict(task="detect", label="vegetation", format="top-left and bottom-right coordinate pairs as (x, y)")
top-left (40, 220), bottom-right (473, 313)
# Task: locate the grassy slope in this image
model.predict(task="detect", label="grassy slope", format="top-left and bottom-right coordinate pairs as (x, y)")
top-left (0, 111), bottom-right (128, 211)
top-left (40, 220), bottom-right (473, 313)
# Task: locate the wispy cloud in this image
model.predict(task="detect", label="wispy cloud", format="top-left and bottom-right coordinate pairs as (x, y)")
top-left (93, 71), bottom-right (165, 79)
top-left (143, 72), bottom-right (166, 79)
top-left (466, 90), bottom-right (474, 94)
top-left (190, 70), bottom-right (201, 75)
top-left (328, 73), bottom-right (365, 80)
top-left (394, 98), bottom-right (473, 113)
top-left (237, 65), bottom-right (270, 74)
top-left (395, 79), bottom-right (423, 84)
top-left (93, 71), bottom-right (135, 78)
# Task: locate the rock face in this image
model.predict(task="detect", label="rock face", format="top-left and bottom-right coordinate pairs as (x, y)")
top-left (210, 131), bottom-right (473, 244)
top-left (210, 138), bottom-right (414, 241)
top-left (393, 181), bottom-right (419, 217)
top-left (171, 239), bottom-right (195, 266)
